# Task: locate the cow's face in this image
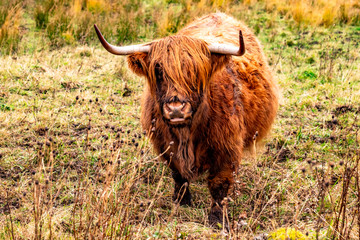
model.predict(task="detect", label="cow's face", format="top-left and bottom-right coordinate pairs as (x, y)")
top-left (128, 35), bottom-right (229, 127)
top-left (154, 68), bottom-right (201, 126)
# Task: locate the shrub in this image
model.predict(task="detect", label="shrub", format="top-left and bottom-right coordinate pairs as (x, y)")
top-left (0, 1), bottom-right (23, 55)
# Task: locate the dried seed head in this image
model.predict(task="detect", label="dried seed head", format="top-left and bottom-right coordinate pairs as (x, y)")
top-left (35, 180), bottom-right (39, 185)
top-left (339, 161), bottom-right (344, 166)
top-left (301, 168), bottom-right (306, 173)
top-left (151, 118), bottom-right (156, 124)
top-left (329, 162), bottom-right (335, 168)
top-left (170, 152), bottom-right (174, 157)
top-left (76, 96), bottom-right (79, 101)
top-left (169, 141), bottom-right (174, 146)
top-left (151, 127), bottom-right (156, 132)
top-left (99, 108), bottom-right (103, 113)
top-left (105, 124), bottom-right (109, 129)
top-left (127, 129), bottom-right (131, 134)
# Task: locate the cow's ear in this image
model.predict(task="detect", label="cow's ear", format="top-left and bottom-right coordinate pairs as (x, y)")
top-left (210, 54), bottom-right (231, 76)
top-left (127, 52), bottom-right (149, 77)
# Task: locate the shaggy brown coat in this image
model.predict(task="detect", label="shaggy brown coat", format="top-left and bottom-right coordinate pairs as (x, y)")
top-left (127, 13), bottom-right (279, 226)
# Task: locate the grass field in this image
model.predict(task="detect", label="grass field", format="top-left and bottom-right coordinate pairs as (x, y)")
top-left (1, 0), bottom-right (360, 239)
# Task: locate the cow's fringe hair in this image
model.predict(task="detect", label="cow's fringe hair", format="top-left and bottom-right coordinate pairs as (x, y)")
top-left (147, 35), bottom-right (212, 95)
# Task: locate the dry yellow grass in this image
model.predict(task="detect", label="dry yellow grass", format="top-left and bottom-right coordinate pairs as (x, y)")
top-left (0, 3), bottom-right (23, 54)
top-left (260, 0), bottom-right (360, 26)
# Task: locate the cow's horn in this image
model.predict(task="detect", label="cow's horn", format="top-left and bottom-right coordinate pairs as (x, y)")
top-left (94, 24), bottom-right (150, 55)
top-left (208, 30), bottom-right (245, 56)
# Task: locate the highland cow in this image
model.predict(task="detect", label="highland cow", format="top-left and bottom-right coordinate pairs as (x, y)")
top-left (95, 13), bottom-right (279, 227)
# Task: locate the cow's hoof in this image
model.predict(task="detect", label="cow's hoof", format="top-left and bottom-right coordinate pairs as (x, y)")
top-left (173, 189), bottom-right (192, 206)
top-left (209, 206), bottom-right (229, 230)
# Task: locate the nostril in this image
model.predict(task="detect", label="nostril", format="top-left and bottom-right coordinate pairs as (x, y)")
top-left (180, 103), bottom-right (185, 110)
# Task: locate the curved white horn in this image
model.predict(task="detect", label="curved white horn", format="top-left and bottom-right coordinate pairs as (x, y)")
top-left (94, 24), bottom-right (150, 55)
top-left (208, 30), bottom-right (245, 56)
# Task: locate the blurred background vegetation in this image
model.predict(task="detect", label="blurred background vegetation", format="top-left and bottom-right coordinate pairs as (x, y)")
top-left (1, 0), bottom-right (360, 55)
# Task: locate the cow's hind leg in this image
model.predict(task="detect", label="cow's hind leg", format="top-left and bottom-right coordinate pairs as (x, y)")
top-left (172, 170), bottom-right (192, 206)
top-left (207, 168), bottom-right (234, 228)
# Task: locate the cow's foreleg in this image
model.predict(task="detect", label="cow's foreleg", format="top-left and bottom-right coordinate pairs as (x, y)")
top-left (172, 170), bottom-right (192, 206)
top-left (207, 167), bottom-right (234, 228)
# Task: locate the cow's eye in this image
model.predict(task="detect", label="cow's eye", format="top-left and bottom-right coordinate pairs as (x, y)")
top-left (155, 64), bottom-right (163, 88)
